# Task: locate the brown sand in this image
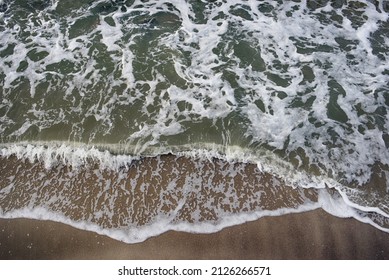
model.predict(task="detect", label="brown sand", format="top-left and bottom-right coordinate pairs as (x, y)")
top-left (1, 209), bottom-right (389, 259)
top-left (1, 154), bottom-right (389, 259)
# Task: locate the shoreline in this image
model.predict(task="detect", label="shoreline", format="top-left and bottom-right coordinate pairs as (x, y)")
top-left (1, 209), bottom-right (389, 259)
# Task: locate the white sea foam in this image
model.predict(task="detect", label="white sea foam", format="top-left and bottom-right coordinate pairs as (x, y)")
top-left (0, 195), bottom-right (321, 244)
top-left (0, 142), bottom-right (137, 169)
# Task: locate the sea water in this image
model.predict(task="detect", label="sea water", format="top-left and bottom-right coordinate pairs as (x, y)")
top-left (0, 0), bottom-right (388, 243)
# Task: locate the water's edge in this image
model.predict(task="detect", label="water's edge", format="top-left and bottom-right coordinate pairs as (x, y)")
top-left (1, 143), bottom-right (388, 243)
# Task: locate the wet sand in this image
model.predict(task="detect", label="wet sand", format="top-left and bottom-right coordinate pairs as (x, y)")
top-left (1, 209), bottom-right (389, 259)
top-left (1, 154), bottom-right (389, 259)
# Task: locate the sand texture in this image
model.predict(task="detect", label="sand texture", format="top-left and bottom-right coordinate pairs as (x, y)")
top-left (1, 209), bottom-right (389, 260)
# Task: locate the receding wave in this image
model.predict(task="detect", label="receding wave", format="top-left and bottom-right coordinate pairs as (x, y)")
top-left (1, 143), bottom-right (388, 243)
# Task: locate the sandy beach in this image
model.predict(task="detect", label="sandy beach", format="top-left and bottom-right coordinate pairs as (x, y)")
top-left (1, 209), bottom-right (389, 260)
top-left (1, 0), bottom-right (389, 264)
